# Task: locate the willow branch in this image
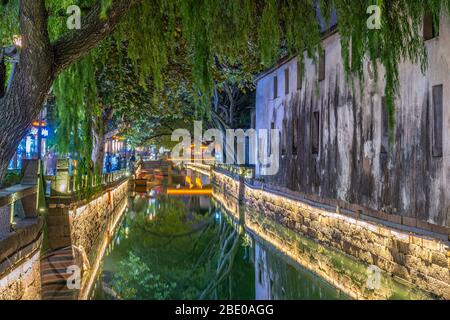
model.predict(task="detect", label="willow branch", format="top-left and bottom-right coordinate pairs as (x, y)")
top-left (0, 56), bottom-right (6, 98)
top-left (52, 0), bottom-right (141, 74)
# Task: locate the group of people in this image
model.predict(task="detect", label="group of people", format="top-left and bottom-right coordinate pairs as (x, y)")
top-left (104, 153), bottom-right (137, 173)
top-left (104, 153), bottom-right (127, 173)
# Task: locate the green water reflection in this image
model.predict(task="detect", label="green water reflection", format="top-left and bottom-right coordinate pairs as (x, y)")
top-left (92, 193), bottom-right (347, 300)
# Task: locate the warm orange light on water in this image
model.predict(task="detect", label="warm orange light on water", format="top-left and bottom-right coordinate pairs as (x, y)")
top-left (166, 188), bottom-right (212, 195)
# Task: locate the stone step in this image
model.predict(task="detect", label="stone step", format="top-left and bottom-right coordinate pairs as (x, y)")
top-left (40, 246), bottom-right (80, 300)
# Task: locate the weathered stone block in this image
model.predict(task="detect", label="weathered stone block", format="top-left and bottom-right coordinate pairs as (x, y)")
top-left (409, 235), bottom-right (423, 246)
top-left (429, 264), bottom-right (450, 284)
top-left (396, 240), bottom-right (411, 254)
top-left (392, 264), bottom-right (411, 282)
top-left (422, 238), bottom-right (439, 251)
top-left (309, 211), bottom-right (319, 221)
top-left (48, 226), bottom-right (64, 237)
top-left (431, 252), bottom-right (448, 268)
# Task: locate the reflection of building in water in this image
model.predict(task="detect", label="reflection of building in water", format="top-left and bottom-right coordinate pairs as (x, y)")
top-left (182, 195), bottom-right (212, 215)
top-left (199, 196), bottom-right (211, 211)
top-left (254, 240), bottom-right (346, 300)
top-left (186, 168), bottom-right (211, 187)
top-left (255, 242), bottom-right (271, 300)
top-left (147, 197), bottom-right (157, 220)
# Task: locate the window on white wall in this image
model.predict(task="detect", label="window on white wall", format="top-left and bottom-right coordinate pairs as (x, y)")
top-left (268, 121), bottom-right (275, 154)
top-left (258, 261), bottom-right (264, 285)
top-left (282, 118), bottom-right (287, 156)
top-left (312, 111), bottom-right (320, 154)
top-left (432, 85), bottom-right (443, 158)
top-left (381, 97), bottom-right (390, 154)
top-left (273, 76), bottom-right (278, 99)
top-left (318, 50), bottom-right (326, 82)
top-left (423, 11), bottom-right (439, 41)
top-left (284, 68), bottom-right (290, 95)
top-left (297, 61), bottom-right (302, 90)
top-left (293, 116), bottom-right (298, 155)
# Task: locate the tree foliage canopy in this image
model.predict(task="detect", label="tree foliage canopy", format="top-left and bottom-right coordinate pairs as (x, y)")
top-left (1, 0), bottom-right (449, 154)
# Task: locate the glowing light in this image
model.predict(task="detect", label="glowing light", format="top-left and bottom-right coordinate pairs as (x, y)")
top-left (25, 136), bottom-right (32, 154)
top-left (185, 176), bottom-right (194, 189)
top-left (112, 135), bottom-right (125, 141)
top-left (189, 144), bottom-right (208, 150)
top-left (166, 188), bottom-right (212, 196)
top-left (32, 120), bottom-right (46, 127)
top-left (185, 163), bottom-right (211, 177)
top-left (76, 205), bottom-right (87, 216)
top-left (13, 35), bottom-right (22, 47)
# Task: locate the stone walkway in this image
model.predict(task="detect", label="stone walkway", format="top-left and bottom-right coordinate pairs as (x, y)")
top-left (40, 247), bottom-right (79, 300)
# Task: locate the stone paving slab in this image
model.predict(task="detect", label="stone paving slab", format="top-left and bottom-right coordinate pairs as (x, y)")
top-left (41, 246), bottom-right (79, 300)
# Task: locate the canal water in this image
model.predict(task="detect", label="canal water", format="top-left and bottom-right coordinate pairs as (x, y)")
top-left (91, 187), bottom-right (348, 299)
top-left (91, 172), bottom-right (432, 300)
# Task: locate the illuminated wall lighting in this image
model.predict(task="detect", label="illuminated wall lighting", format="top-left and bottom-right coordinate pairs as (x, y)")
top-left (13, 35), bottom-right (22, 47)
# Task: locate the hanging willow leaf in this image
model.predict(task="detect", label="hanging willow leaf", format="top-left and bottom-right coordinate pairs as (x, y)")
top-left (1, 0), bottom-right (448, 154)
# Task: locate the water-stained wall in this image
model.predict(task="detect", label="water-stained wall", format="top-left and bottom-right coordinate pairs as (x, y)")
top-left (255, 14), bottom-right (450, 227)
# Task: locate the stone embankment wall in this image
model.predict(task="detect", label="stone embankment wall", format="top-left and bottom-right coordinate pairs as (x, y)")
top-left (0, 173), bottom-right (129, 300)
top-left (0, 219), bottom-right (43, 300)
top-left (47, 180), bottom-right (129, 257)
top-left (46, 179), bottom-right (129, 299)
top-left (0, 250), bottom-right (41, 300)
top-left (69, 180), bottom-right (129, 258)
top-left (0, 186), bottom-right (43, 299)
top-left (74, 180), bottom-right (129, 299)
top-left (212, 170), bottom-right (450, 299)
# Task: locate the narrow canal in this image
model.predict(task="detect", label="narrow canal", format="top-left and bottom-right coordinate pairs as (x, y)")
top-left (92, 196), bottom-right (348, 300)
top-left (90, 170), bottom-right (432, 300)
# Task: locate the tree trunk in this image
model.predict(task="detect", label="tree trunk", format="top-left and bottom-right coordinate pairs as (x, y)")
top-left (224, 84), bottom-right (235, 127)
top-left (92, 105), bottom-right (114, 173)
top-left (0, 0), bottom-right (54, 181)
top-left (92, 129), bottom-right (106, 173)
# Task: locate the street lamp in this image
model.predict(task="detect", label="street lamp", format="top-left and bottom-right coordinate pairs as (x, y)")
top-left (12, 35), bottom-right (22, 48)
top-left (1, 37), bottom-right (20, 91)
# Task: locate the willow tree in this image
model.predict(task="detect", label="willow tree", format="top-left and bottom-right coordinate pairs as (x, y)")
top-left (0, 0), bottom-right (138, 180)
top-left (93, 40), bottom-right (200, 154)
top-left (1, 0), bottom-right (449, 180)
